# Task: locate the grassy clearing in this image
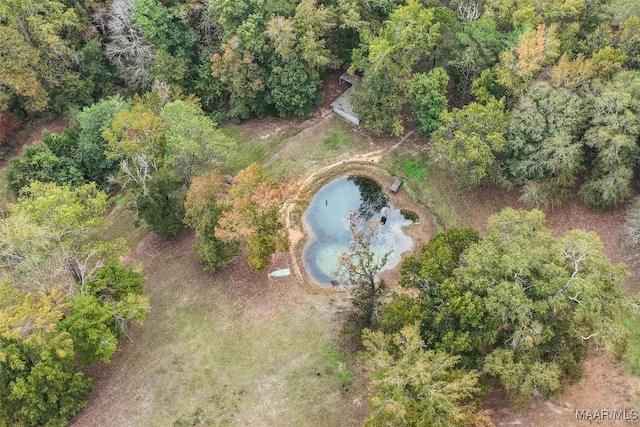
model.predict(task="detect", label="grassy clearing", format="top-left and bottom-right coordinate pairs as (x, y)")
top-left (618, 310), bottom-right (640, 376)
top-left (264, 119), bottom-right (370, 181)
top-left (220, 126), bottom-right (282, 175)
top-left (74, 249), bottom-right (363, 427)
top-left (381, 151), bottom-right (457, 231)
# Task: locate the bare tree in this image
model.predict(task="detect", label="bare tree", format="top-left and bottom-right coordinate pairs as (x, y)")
top-left (105, 0), bottom-right (154, 87)
top-left (457, 0), bottom-right (483, 23)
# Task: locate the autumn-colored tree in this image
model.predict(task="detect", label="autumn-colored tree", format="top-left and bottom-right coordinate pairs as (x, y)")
top-left (184, 172), bottom-right (239, 272)
top-left (496, 24), bottom-right (560, 96)
top-left (103, 97), bottom-right (166, 195)
top-left (216, 163), bottom-right (298, 271)
top-left (550, 53), bottom-right (596, 90)
top-left (211, 36), bottom-right (266, 119)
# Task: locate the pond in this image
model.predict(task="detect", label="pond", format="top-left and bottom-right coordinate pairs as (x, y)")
top-left (302, 176), bottom-right (416, 287)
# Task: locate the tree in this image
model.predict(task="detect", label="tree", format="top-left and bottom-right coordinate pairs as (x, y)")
top-left (76, 96), bottom-right (130, 189)
top-left (103, 97), bottom-right (166, 195)
top-left (399, 227), bottom-right (479, 292)
top-left (0, 0), bottom-right (87, 113)
top-left (1, 182), bottom-right (126, 291)
top-left (449, 17), bottom-right (504, 101)
top-left (579, 71), bottom-right (640, 209)
top-left (184, 172), bottom-right (240, 272)
top-left (496, 24), bottom-right (560, 96)
top-left (211, 36), bottom-right (266, 119)
top-left (104, 0), bottom-right (155, 87)
top-left (0, 26), bottom-right (48, 113)
top-left (408, 67), bottom-right (449, 136)
top-left (505, 81), bottom-right (589, 208)
top-left (0, 284), bottom-right (93, 426)
top-left (135, 167), bottom-right (187, 238)
top-left (359, 325), bottom-right (490, 427)
top-left (265, 59), bottom-right (321, 117)
top-left (159, 100), bottom-right (233, 182)
top-left (333, 212), bottom-right (391, 340)
top-left (483, 0), bottom-right (586, 30)
top-left (397, 209), bottom-right (630, 404)
top-left (131, 0), bottom-right (199, 87)
top-left (59, 293), bottom-right (118, 365)
top-left (433, 97), bottom-right (508, 187)
top-left (216, 163), bottom-right (298, 271)
top-left (350, 0), bottom-right (440, 135)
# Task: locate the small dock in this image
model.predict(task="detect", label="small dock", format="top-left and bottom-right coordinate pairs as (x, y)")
top-left (390, 178), bottom-right (403, 193)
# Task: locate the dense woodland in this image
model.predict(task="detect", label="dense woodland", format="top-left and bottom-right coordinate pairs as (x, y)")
top-left (2, 0), bottom-right (640, 425)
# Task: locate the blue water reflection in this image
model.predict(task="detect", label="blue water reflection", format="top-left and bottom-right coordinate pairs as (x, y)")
top-left (302, 176), bottom-right (414, 287)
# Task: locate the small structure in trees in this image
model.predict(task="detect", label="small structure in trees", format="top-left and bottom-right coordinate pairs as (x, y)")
top-left (331, 73), bottom-right (361, 125)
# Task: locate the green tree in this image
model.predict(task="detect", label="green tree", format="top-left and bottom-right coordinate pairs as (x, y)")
top-left (408, 67), bottom-right (449, 136)
top-left (398, 209), bottom-right (630, 404)
top-left (399, 227), bottom-right (479, 291)
top-left (449, 17), bottom-right (504, 101)
top-left (266, 59), bottom-right (321, 117)
top-left (0, 285), bottom-right (93, 426)
top-left (132, 0), bottom-right (199, 87)
top-left (1, 182), bottom-right (126, 291)
top-left (76, 96), bottom-right (130, 189)
top-left (6, 129), bottom-right (87, 194)
top-left (59, 293), bottom-right (118, 365)
top-left (433, 97), bottom-right (508, 187)
top-left (184, 172), bottom-right (240, 272)
top-left (506, 81), bottom-right (589, 208)
top-left (360, 325), bottom-right (490, 427)
top-left (216, 163), bottom-right (298, 271)
top-left (350, 0), bottom-right (440, 135)
top-left (0, 26), bottom-right (48, 113)
top-left (135, 167), bottom-right (187, 238)
top-left (580, 71), bottom-right (640, 209)
top-left (159, 100), bottom-right (234, 182)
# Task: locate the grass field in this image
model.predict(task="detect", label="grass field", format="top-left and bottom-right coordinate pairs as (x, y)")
top-left (71, 232), bottom-right (364, 427)
top-left (7, 113), bottom-right (640, 427)
top-left (381, 151), bottom-right (457, 231)
top-left (70, 117), bottom-right (374, 427)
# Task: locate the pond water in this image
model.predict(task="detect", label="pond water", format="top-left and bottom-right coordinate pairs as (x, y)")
top-left (302, 176), bottom-right (415, 287)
